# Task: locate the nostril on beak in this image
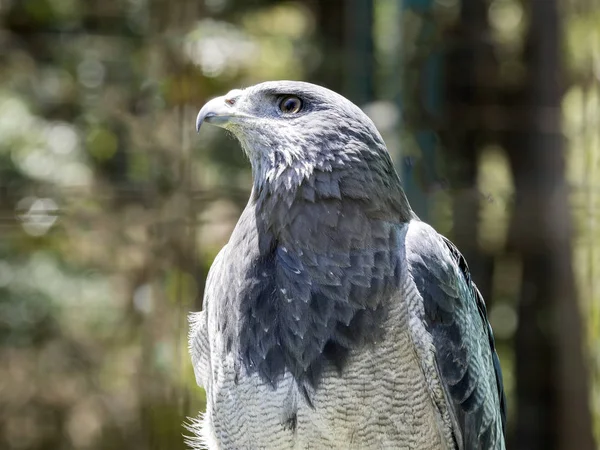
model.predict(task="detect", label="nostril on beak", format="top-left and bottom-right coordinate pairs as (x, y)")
top-left (224, 89), bottom-right (243, 106)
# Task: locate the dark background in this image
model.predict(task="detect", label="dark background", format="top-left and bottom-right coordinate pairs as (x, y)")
top-left (0, 0), bottom-right (598, 449)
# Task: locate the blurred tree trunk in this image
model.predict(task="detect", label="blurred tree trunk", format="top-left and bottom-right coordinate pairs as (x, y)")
top-left (308, 0), bottom-right (374, 106)
top-left (308, 0), bottom-right (347, 92)
top-left (399, 0), bottom-right (444, 222)
top-left (442, 0), bottom-right (497, 302)
top-left (505, 0), bottom-right (595, 448)
top-left (343, 0), bottom-right (374, 106)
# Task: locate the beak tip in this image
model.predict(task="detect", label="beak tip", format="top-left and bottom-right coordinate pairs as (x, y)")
top-left (195, 111), bottom-right (205, 133)
top-left (195, 95), bottom-right (235, 133)
top-left (195, 107), bottom-right (220, 133)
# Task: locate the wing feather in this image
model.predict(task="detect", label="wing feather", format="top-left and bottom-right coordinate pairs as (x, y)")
top-left (406, 221), bottom-right (506, 450)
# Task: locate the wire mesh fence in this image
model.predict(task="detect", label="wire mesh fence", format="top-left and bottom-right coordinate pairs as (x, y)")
top-left (0, 0), bottom-right (598, 449)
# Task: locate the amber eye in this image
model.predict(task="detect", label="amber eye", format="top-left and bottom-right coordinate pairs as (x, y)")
top-left (279, 95), bottom-right (303, 114)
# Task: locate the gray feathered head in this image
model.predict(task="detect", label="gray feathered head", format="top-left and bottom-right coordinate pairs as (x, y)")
top-left (196, 81), bottom-right (411, 219)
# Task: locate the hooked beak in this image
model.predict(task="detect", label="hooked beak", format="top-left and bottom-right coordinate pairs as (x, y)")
top-left (196, 96), bottom-right (233, 132)
top-left (196, 89), bottom-right (246, 132)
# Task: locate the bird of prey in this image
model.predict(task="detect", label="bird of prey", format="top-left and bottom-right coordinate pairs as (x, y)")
top-left (189, 81), bottom-right (506, 450)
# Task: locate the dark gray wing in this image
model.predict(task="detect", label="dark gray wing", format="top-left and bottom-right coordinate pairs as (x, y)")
top-left (406, 221), bottom-right (506, 450)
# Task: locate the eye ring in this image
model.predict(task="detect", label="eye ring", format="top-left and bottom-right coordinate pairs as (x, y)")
top-left (279, 95), bottom-right (303, 115)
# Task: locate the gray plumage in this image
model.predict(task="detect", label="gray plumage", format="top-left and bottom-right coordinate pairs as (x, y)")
top-left (189, 81), bottom-right (506, 450)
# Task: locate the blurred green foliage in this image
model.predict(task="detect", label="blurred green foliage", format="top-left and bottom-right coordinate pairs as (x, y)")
top-left (0, 0), bottom-right (598, 448)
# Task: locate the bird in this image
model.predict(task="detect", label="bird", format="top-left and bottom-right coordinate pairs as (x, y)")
top-left (188, 81), bottom-right (506, 450)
